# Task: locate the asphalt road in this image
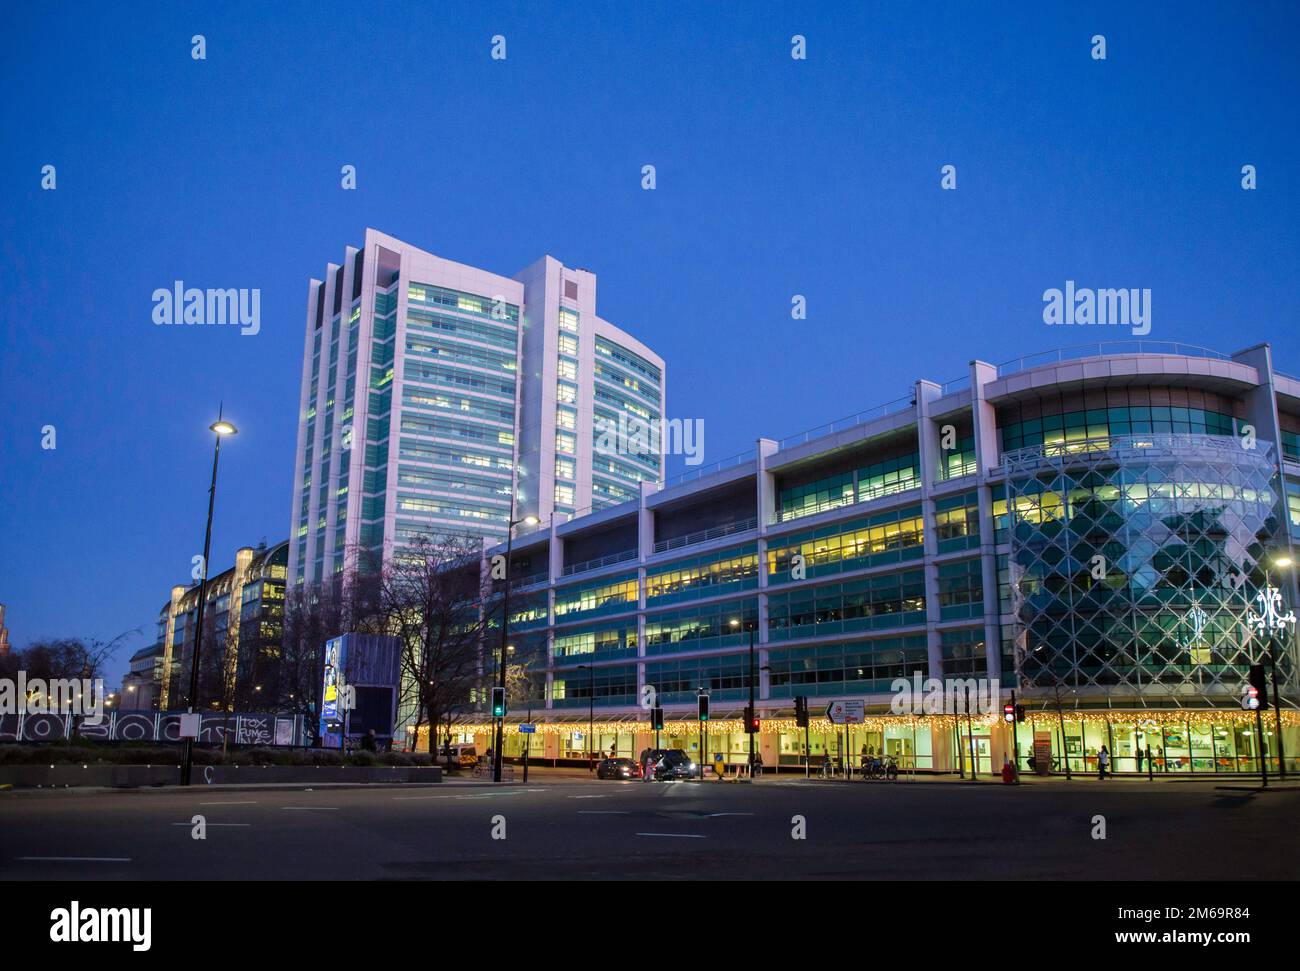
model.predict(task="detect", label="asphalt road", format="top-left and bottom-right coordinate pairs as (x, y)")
top-left (1, 777), bottom-right (1295, 880)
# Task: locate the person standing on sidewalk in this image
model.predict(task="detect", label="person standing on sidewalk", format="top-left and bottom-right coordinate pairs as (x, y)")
top-left (1136, 746), bottom-right (1144, 774)
top-left (1098, 745), bottom-right (1110, 780)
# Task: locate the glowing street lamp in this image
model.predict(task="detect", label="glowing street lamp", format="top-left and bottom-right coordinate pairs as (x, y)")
top-left (181, 409), bottom-right (238, 786)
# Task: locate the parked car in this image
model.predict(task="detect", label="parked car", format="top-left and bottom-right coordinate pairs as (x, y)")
top-left (596, 757), bottom-right (642, 780)
top-left (646, 748), bottom-right (698, 781)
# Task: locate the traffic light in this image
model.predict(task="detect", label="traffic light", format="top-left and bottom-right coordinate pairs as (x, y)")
top-left (794, 695), bottom-right (809, 728)
top-left (1003, 703), bottom-right (1016, 724)
top-left (491, 686), bottom-right (506, 718)
top-left (1015, 704), bottom-right (1026, 723)
top-left (744, 706), bottom-right (760, 734)
top-left (1247, 664), bottom-right (1270, 710)
top-left (697, 693), bottom-right (709, 721)
top-left (651, 706), bottom-right (665, 731)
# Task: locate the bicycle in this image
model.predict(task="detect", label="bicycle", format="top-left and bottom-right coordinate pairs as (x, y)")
top-left (861, 755), bottom-right (899, 781)
top-left (817, 759), bottom-right (838, 780)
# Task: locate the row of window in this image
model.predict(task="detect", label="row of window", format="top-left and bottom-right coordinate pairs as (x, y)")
top-left (777, 452), bottom-right (921, 522)
top-left (1000, 407), bottom-right (1237, 453)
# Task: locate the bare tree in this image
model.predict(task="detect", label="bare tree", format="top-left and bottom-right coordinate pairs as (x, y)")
top-left (278, 567), bottom-right (382, 743)
top-left (377, 535), bottom-right (493, 756)
top-left (8, 630), bottom-right (137, 732)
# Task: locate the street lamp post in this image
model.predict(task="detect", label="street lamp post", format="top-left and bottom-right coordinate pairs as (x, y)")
top-left (181, 412), bottom-right (237, 786)
top-left (747, 624), bottom-right (756, 777)
top-left (1053, 683), bottom-right (1072, 781)
top-left (577, 664), bottom-right (595, 770)
top-left (1265, 555), bottom-right (1295, 779)
top-left (698, 685), bottom-right (706, 781)
top-left (492, 504), bottom-right (538, 783)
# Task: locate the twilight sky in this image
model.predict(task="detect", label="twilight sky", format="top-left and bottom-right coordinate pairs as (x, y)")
top-left (2, 1), bottom-right (1299, 687)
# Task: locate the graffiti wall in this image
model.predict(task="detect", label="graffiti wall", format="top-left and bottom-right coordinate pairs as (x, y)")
top-left (0, 711), bottom-right (305, 746)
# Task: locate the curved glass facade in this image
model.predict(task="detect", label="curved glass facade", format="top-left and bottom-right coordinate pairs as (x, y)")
top-left (1005, 434), bottom-right (1291, 699)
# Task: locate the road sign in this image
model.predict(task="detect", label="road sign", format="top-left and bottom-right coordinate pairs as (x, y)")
top-left (825, 699), bottom-right (865, 724)
top-left (519, 724), bottom-right (536, 734)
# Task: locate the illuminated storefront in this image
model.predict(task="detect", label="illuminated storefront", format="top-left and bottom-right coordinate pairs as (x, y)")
top-left (419, 343), bottom-right (1300, 776)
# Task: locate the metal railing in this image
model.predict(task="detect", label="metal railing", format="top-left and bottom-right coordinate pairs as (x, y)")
top-left (939, 375), bottom-right (971, 396)
top-left (652, 516), bottom-right (758, 555)
top-left (996, 341), bottom-right (1230, 378)
top-left (1001, 433), bottom-right (1272, 474)
top-left (777, 393), bottom-right (915, 450)
top-left (561, 548), bottom-right (638, 577)
top-left (772, 477), bottom-right (920, 524)
top-left (661, 449), bottom-right (757, 489)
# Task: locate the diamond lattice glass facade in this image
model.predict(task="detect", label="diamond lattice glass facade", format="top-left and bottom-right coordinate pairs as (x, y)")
top-left (1005, 434), bottom-right (1292, 702)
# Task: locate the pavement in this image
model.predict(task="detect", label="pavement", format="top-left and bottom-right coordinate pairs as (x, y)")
top-left (2, 772), bottom-right (1296, 880)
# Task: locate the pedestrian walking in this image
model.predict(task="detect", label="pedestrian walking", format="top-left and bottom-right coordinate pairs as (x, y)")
top-left (1135, 746), bottom-right (1144, 773)
top-left (1098, 745), bottom-right (1110, 780)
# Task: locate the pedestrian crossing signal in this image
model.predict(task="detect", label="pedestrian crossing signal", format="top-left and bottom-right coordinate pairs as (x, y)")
top-left (794, 695), bottom-right (809, 728)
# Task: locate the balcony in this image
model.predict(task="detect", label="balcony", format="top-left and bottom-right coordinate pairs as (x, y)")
top-left (652, 517), bottom-right (758, 555)
top-left (561, 549), bottom-right (638, 577)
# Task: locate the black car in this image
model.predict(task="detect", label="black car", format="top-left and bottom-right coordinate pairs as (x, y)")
top-left (645, 748), bottom-right (698, 781)
top-left (596, 757), bottom-right (642, 780)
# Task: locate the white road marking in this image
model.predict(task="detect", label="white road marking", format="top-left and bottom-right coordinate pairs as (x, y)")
top-left (281, 806), bottom-right (338, 810)
top-left (171, 822), bottom-right (251, 827)
top-left (707, 812), bottom-right (755, 817)
top-left (199, 800), bottom-right (258, 806)
top-left (18, 856), bottom-right (131, 862)
top-left (569, 795), bottom-right (610, 799)
top-left (636, 833), bottom-right (707, 839)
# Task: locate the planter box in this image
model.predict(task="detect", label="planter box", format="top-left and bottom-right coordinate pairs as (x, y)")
top-left (0, 764), bottom-right (177, 787)
top-left (200, 765), bottom-right (441, 785)
top-left (0, 763), bottom-right (441, 788)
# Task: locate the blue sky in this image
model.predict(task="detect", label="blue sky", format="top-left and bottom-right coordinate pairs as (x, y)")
top-left (2, 1), bottom-right (1298, 687)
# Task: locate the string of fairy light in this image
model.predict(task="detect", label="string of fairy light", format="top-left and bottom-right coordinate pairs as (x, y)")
top-left (424, 708), bottom-right (1297, 739)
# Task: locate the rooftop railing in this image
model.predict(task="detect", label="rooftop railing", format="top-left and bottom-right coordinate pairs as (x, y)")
top-left (776, 393), bottom-right (916, 450)
top-left (660, 449), bottom-right (757, 490)
top-left (996, 341), bottom-right (1230, 378)
top-left (939, 375), bottom-right (971, 396)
